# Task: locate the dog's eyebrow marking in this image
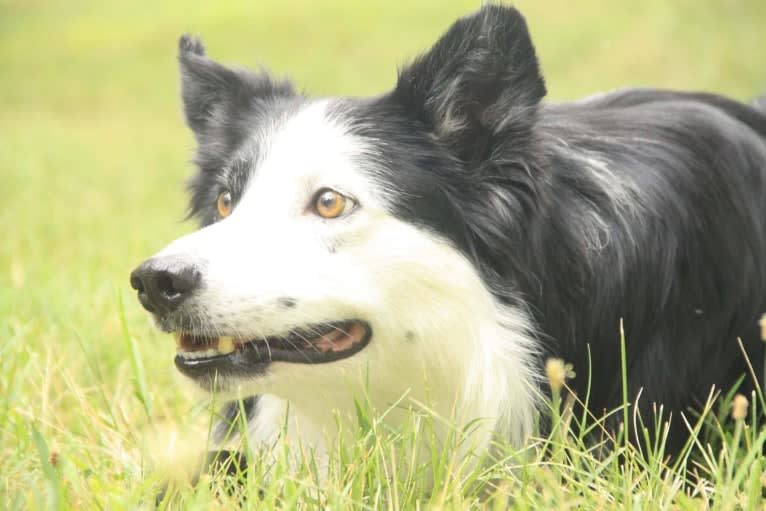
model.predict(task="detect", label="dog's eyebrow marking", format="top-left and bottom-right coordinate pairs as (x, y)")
top-left (278, 297), bottom-right (297, 309)
top-left (405, 330), bottom-right (415, 342)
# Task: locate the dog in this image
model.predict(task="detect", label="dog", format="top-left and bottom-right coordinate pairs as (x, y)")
top-left (130, 4), bottom-right (766, 480)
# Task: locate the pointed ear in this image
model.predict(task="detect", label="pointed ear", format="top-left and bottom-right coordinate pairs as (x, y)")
top-left (177, 35), bottom-right (294, 142)
top-left (392, 5), bottom-right (546, 162)
top-left (178, 35), bottom-right (239, 137)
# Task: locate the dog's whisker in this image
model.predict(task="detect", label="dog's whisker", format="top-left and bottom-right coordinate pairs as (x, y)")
top-left (288, 331), bottom-right (323, 361)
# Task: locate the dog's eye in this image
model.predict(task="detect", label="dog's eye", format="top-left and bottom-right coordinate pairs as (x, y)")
top-left (313, 188), bottom-right (354, 219)
top-left (216, 191), bottom-right (233, 219)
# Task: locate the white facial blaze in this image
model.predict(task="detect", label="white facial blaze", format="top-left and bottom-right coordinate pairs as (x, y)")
top-left (155, 99), bottom-right (539, 464)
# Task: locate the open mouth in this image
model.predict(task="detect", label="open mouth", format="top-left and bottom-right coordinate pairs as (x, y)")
top-left (173, 320), bottom-right (372, 380)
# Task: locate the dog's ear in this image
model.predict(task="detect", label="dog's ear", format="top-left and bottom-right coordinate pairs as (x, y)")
top-left (178, 35), bottom-right (240, 138)
top-left (392, 5), bottom-right (546, 162)
top-left (177, 35), bottom-right (294, 142)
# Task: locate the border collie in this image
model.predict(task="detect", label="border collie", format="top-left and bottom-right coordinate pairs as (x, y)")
top-left (130, 4), bottom-right (766, 477)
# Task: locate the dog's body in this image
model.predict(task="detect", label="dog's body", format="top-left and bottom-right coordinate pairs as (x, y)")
top-left (131, 5), bottom-right (766, 474)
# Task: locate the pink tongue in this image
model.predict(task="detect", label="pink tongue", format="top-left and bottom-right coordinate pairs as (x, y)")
top-left (313, 323), bottom-right (363, 353)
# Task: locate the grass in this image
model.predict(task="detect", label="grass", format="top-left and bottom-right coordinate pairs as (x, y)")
top-left (1, 0), bottom-right (766, 508)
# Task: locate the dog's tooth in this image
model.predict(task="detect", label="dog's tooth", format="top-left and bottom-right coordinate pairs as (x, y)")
top-left (177, 348), bottom-right (216, 359)
top-left (197, 349), bottom-right (216, 359)
top-left (218, 336), bottom-right (234, 354)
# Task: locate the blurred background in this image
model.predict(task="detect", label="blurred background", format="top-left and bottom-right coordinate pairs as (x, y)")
top-left (1, 0), bottom-right (765, 503)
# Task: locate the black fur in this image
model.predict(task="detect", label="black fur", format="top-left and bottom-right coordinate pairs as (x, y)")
top-left (177, 5), bottom-right (766, 452)
top-left (214, 396), bottom-right (260, 442)
top-left (341, 6), bottom-right (766, 449)
top-left (392, 4), bottom-right (546, 163)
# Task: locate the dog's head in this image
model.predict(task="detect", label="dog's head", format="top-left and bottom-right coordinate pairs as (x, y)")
top-left (130, 5), bottom-right (544, 402)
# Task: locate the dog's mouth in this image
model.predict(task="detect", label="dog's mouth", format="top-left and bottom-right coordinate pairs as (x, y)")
top-left (173, 320), bottom-right (372, 380)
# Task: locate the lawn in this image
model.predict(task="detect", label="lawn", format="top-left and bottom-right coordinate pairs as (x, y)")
top-left (1, 0), bottom-right (766, 508)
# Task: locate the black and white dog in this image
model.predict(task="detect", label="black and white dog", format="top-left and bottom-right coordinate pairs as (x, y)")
top-left (131, 4), bottom-right (766, 473)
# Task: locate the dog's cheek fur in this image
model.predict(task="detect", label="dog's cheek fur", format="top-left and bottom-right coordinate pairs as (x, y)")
top-left (227, 213), bottom-right (541, 461)
top-left (335, 214), bottom-right (541, 448)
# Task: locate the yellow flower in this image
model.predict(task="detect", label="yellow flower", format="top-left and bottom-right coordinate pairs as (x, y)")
top-left (732, 394), bottom-right (749, 421)
top-left (545, 358), bottom-right (575, 392)
top-left (759, 313), bottom-right (766, 342)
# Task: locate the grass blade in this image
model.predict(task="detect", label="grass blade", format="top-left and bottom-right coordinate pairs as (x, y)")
top-left (117, 289), bottom-right (153, 422)
top-left (31, 425), bottom-right (61, 511)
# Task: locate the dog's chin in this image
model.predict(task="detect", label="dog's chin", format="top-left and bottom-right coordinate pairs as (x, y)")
top-left (171, 320), bottom-right (372, 387)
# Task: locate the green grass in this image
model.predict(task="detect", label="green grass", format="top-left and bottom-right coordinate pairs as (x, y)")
top-left (2, 0), bottom-right (766, 508)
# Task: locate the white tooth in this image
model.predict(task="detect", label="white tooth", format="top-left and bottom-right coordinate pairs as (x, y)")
top-left (178, 348), bottom-right (219, 360)
top-left (218, 336), bottom-right (234, 354)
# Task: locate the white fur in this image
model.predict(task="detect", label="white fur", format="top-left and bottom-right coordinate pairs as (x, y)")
top-left (155, 100), bottom-right (540, 470)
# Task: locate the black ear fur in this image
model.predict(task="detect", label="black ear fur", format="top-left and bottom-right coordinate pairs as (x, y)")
top-left (392, 5), bottom-right (546, 162)
top-left (177, 34), bottom-right (295, 142)
top-left (178, 35), bottom-right (240, 137)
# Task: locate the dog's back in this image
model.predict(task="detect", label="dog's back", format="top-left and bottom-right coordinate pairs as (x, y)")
top-left (530, 90), bottom-right (766, 445)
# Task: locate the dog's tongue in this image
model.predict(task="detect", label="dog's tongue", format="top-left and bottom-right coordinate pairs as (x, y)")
top-left (314, 322), bottom-right (366, 353)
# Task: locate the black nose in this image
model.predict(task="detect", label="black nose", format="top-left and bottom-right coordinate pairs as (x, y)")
top-left (130, 257), bottom-right (201, 314)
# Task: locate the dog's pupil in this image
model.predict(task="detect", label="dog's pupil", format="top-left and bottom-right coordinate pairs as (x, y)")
top-left (321, 193), bottom-right (338, 209)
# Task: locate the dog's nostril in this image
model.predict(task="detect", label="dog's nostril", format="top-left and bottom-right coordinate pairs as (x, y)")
top-left (156, 272), bottom-right (179, 298)
top-left (130, 273), bottom-right (145, 293)
top-left (154, 268), bottom-right (200, 298)
top-left (171, 267), bottom-right (200, 294)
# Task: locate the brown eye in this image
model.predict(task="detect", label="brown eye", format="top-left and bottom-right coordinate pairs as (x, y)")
top-left (314, 189), bottom-right (351, 219)
top-left (216, 191), bottom-right (233, 218)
